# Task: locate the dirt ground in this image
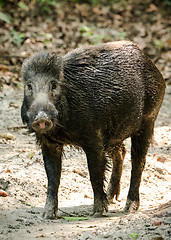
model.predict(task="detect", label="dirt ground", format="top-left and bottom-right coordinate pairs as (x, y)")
top-left (0, 0), bottom-right (171, 239)
top-left (0, 80), bottom-right (170, 239)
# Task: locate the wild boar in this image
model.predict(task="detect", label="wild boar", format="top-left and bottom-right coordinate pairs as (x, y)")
top-left (21, 41), bottom-right (165, 218)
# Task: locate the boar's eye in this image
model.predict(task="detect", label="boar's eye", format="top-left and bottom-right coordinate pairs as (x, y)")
top-left (27, 83), bottom-right (33, 91)
top-left (51, 81), bottom-right (58, 90)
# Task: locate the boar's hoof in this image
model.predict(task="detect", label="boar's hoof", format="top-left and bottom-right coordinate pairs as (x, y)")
top-left (124, 199), bottom-right (139, 213)
top-left (32, 118), bottom-right (53, 132)
top-left (107, 186), bottom-right (120, 203)
top-left (92, 198), bottom-right (108, 217)
top-left (42, 209), bottom-right (57, 219)
top-left (42, 203), bottom-right (58, 219)
top-left (107, 196), bottom-right (114, 204)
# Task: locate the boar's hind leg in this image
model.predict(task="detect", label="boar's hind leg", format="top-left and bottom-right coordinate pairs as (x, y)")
top-left (125, 120), bottom-right (154, 212)
top-left (107, 143), bottom-right (126, 203)
top-left (84, 143), bottom-right (108, 217)
top-left (42, 142), bottom-right (63, 219)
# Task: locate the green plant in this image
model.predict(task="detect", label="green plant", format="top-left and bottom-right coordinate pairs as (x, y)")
top-left (71, 0), bottom-right (119, 4)
top-left (41, 31), bottom-right (53, 43)
top-left (18, 2), bottom-right (29, 10)
top-left (36, 0), bottom-right (57, 12)
top-left (0, 0), bottom-right (6, 7)
top-left (71, 0), bottom-right (99, 4)
top-left (129, 232), bottom-right (139, 240)
top-left (155, 39), bottom-right (165, 51)
top-left (0, 1), bottom-right (11, 23)
top-left (29, 152), bottom-right (35, 160)
top-left (36, 0), bottom-right (57, 5)
top-left (62, 216), bottom-right (90, 221)
top-left (80, 25), bottom-right (111, 44)
top-left (0, 11), bottom-right (11, 23)
top-left (11, 30), bottom-right (25, 46)
top-left (164, 0), bottom-right (171, 6)
top-left (117, 31), bottom-right (127, 39)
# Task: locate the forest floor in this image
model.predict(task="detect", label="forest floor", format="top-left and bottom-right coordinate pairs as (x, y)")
top-left (0, 82), bottom-right (170, 240)
top-left (0, 0), bottom-right (171, 239)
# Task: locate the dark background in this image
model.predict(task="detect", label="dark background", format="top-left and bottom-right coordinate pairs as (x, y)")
top-left (0, 0), bottom-right (171, 88)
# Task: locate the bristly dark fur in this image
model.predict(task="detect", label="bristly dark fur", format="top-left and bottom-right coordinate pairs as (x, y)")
top-left (21, 41), bottom-right (166, 218)
top-left (22, 51), bottom-right (62, 81)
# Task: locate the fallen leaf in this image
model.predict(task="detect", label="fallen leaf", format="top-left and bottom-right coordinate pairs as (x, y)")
top-left (155, 161), bottom-right (164, 174)
top-left (0, 190), bottom-right (8, 197)
top-left (0, 132), bottom-right (16, 140)
top-left (62, 216), bottom-right (90, 221)
top-left (157, 157), bottom-right (166, 163)
top-left (147, 4), bottom-right (158, 12)
top-left (88, 225), bottom-right (97, 228)
top-left (9, 102), bottom-right (19, 108)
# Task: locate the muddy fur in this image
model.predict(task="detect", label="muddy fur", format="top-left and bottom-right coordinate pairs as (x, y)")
top-left (21, 41), bottom-right (166, 218)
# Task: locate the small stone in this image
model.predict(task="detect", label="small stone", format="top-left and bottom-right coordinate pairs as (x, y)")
top-left (164, 217), bottom-right (171, 224)
top-left (155, 161), bottom-right (164, 174)
top-left (152, 219), bottom-right (162, 226)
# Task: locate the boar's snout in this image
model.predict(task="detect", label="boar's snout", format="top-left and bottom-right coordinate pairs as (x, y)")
top-left (31, 109), bottom-right (57, 133)
top-left (32, 118), bottom-right (53, 132)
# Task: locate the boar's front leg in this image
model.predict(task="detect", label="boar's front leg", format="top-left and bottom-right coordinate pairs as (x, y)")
top-left (41, 141), bottom-right (63, 219)
top-left (84, 140), bottom-right (108, 217)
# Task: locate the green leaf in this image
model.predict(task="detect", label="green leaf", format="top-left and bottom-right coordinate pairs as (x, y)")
top-left (155, 39), bottom-right (164, 51)
top-left (18, 2), bottom-right (29, 11)
top-left (19, 33), bottom-right (25, 38)
top-left (0, 12), bottom-right (11, 23)
top-left (62, 216), bottom-right (90, 221)
top-left (165, 0), bottom-right (171, 6)
top-left (41, 31), bottom-right (53, 39)
top-left (129, 232), bottom-right (139, 239)
top-left (81, 25), bottom-right (91, 33)
top-left (11, 30), bottom-right (25, 46)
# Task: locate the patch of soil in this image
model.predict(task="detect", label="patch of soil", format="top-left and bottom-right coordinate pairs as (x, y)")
top-left (0, 0), bottom-right (171, 239)
top-left (0, 84), bottom-right (170, 239)
top-left (0, 0), bottom-right (171, 87)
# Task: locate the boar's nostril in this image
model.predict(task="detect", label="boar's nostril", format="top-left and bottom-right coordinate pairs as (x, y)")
top-left (32, 118), bottom-right (53, 132)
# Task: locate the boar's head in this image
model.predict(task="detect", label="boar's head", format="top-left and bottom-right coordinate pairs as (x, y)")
top-left (21, 51), bottom-right (66, 134)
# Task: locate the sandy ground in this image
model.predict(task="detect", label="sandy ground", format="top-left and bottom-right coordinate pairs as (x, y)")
top-left (0, 84), bottom-right (170, 240)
